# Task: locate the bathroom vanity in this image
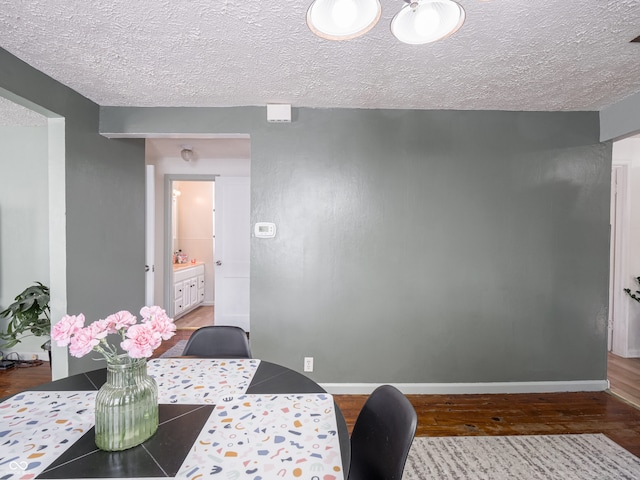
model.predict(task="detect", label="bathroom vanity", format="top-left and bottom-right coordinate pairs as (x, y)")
top-left (173, 263), bottom-right (205, 318)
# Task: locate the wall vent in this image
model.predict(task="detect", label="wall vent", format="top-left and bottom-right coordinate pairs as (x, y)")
top-left (267, 104), bottom-right (291, 123)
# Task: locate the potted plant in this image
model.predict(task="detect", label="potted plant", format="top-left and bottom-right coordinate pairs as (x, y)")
top-left (624, 277), bottom-right (640, 303)
top-left (0, 282), bottom-right (51, 357)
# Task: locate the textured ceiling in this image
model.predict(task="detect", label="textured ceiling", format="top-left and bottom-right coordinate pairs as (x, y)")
top-left (0, 96), bottom-right (47, 126)
top-left (1, 1), bottom-right (640, 111)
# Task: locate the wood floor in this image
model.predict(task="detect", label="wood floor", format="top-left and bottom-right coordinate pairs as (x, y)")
top-left (608, 353), bottom-right (640, 407)
top-left (3, 308), bottom-right (640, 457)
top-left (174, 305), bottom-right (214, 329)
top-left (333, 391), bottom-right (640, 457)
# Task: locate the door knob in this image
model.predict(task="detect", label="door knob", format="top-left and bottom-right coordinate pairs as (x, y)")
top-left (216, 260), bottom-right (222, 266)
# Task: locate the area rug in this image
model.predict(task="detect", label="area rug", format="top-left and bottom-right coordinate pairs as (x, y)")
top-left (403, 434), bottom-right (640, 480)
top-left (159, 340), bottom-right (187, 358)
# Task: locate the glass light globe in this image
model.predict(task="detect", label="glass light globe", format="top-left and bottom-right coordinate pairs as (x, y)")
top-left (307, 0), bottom-right (382, 40)
top-left (414, 6), bottom-right (440, 36)
top-left (332, 0), bottom-right (359, 28)
top-left (391, 0), bottom-right (465, 45)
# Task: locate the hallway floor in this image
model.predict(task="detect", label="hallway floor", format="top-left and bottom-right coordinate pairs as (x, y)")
top-left (608, 352), bottom-right (640, 407)
top-left (174, 305), bottom-right (214, 329)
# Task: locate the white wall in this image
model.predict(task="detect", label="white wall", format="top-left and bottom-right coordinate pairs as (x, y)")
top-left (145, 139), bottom-right (250, 314)
top-left (613, 136), bottom-right (640, 356)
top-left (0, 125), bottom-right (50, 358)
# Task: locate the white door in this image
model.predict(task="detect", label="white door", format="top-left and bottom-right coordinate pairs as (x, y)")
top-left (214, 176), bottom-right (251, 331)
top-left (145, 165), bottom-right (155, 306)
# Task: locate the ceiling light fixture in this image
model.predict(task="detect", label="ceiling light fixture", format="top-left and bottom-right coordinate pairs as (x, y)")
top-left (306, 0), bottom-right (382, 41)
top-left (306, 0), bottom-right (465, 44)
top-left (391, 0), bottom-right (465, 45)
top-left (180, 145), bottom-right (195, 162)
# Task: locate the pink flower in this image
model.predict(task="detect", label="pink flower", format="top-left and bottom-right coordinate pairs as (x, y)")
top-left (51, 314), bottom-right (85, 347)
top-left (88, 319), bottom-right (111, 340)
top-left (105, 310), bottom-right (137, 332)
top-left (139, 306), bottom-right (175, 340)
top-left (69, 326), bottom-right (100, 358)
top-left (121, 322), bottom-right (162, 358)
top-left (57, 306), bottom-right (172, 362)
top-left (140, 306), bottom-right (166, 321)
top-left (149, 317), bottom-right (176, 341)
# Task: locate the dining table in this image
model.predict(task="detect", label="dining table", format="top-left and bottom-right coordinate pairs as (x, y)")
top-left (0, 358), bottom-right (350, 479)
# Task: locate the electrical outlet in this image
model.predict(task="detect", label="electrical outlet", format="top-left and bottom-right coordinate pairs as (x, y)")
top-left (304, 356), bottom-right (314, 372)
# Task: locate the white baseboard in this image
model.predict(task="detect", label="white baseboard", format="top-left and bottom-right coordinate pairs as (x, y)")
top-left (320, 380), bottom-right (609, 395)
top-left (1, 350), bottom-right (50, 362)
top-left (624, 349), bottom-right (640, 358)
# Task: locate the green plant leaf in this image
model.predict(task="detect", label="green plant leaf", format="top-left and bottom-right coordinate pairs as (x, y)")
top-left (0, 282), bottom-right (51, 349)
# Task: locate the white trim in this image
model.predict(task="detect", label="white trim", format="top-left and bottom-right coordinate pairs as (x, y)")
top-left (104, 133), bottom-right (250, 139)
top-left (611, 162), bottom-right (631, 356)
top-left (164, 174), bottom-right (219, 318)
top-left (3, 350), bottom-right (50, 362)
top-left (626, 348), bottom-right (640, 358)
top-left (320, 380), bottom-right (609, 395)
top-left (145, 165), bottom-right (155, 306)
top-left (48, 117), bottom-right (67, 381)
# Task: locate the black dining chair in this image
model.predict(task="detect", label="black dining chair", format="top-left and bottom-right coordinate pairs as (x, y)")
top-left (347, 384), bottom-right (417, 480)
top-left (181, 325), bottom-right (252, 358)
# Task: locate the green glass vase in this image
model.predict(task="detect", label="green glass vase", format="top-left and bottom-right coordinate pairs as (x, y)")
top-left (94, 355), bottom-right (159, 451)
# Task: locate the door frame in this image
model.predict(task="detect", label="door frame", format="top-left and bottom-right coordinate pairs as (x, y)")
top-left (145, 165), bottom-right (155, 306)
top-left (163, 174), bottom-right (218, 318)
top-left (610, 162), bottom-right (631, 356)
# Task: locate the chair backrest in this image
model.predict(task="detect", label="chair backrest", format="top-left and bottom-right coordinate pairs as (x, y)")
top-left (181, 326), bottom-right (252, 358)
top-left (348, 384), bottom-right (417, 480)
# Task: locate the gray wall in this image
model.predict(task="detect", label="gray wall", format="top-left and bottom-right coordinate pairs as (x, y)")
top-left (102, 107), bottom-right (611, 384)
top-left (0, 48), bottom-right (146, 375)
top-left (0, 45), bottom-right (619, 385)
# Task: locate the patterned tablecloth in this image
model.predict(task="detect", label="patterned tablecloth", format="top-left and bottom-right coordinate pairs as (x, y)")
top-left (176, 393), bottom-right (343, 480)
top-left (148, 358), bottom-right (261, 404)
top-left (0, 390), bottom-right (97, 478)
top-left (0, 359), bottom-right (345, 480)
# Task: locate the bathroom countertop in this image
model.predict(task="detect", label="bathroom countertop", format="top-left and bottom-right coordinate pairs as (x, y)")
top-left (173, 261), bottom-right (204, 271)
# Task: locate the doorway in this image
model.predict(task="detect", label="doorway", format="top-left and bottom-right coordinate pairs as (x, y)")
top-left (0, 92), bottom-right (67, 379)
top-left (164, 176), bottom-right (251, 331)
top-left (170, 179), bottom-right (216, 320)
top-left (144, 136), bottom-right (251, 333)
top-left (608, 140), bottom-right (640, 404)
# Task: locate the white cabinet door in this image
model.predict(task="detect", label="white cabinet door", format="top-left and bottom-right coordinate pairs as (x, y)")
top-left (198, 274), bottom-right (205, 304)
top-left (174, 282), bottom-right (184, 301)
top-left (189, 278), bottom-right (198, 307)
top-left (174, 281), bottom-right (185, 316)
top-left (183, 279), bottom-right (192, 311)
top-left (174, 265), bottom-right (205, 319)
